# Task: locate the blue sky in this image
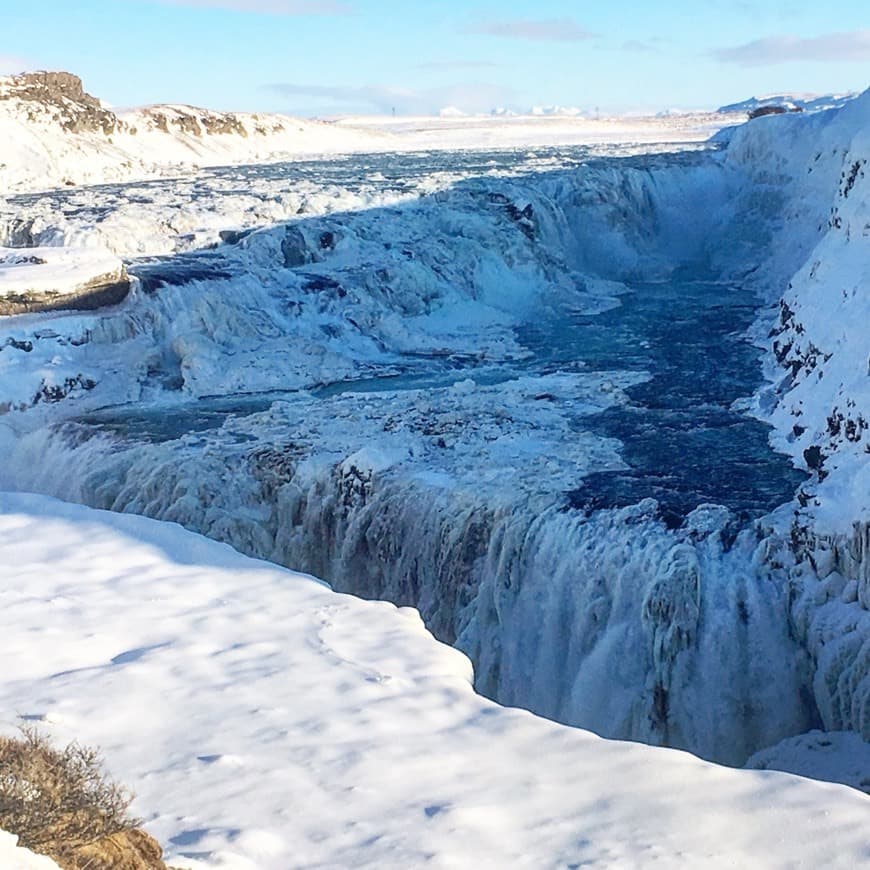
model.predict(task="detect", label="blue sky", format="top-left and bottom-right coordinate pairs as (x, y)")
top-left (3, 1), bottom-right (869, 115)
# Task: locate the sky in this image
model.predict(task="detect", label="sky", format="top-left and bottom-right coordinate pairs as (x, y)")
top-left (2, 0), bottom-right (869, 116)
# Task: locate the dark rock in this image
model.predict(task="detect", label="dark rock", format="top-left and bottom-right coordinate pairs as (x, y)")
top-left (0, 277), bottom-right (130, 316)
top-left (3, 337), bottom-right (33, 352)
top-left (748, 105), bottom-right (788, 119)
top-left (803, 445), bottom-right (825, 471)
top-left (218, 228), bottom-right (254, 246)
top-left (0, 71), bottom-right (120, 136)
top-left (281, 227), bottom-right (316, 268)
top-left (32, 374), bottom-right (97, 404)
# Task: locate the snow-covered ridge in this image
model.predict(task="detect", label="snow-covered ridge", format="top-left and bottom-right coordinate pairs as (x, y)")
top-left (718, 93), bottom-right (870, 742)
top-left (0, 71), bottom-right (395, 193)
top-left (718, 92), bottom-right (859, 115)
top-left (0, 70), bottom-right (732, 195)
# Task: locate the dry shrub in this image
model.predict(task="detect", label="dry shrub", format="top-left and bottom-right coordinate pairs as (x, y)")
top-left (0, 727), bottom-right (141, 864)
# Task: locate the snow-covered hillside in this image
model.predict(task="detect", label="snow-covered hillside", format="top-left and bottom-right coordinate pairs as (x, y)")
top-left (0, 70), bottom-right (731, 194)
top-left (0, 71), bottom-right (393, 193)
top-left (1, 493), bottom-right (868, 870)
top-left (720, 95), bottom-right (870, 743)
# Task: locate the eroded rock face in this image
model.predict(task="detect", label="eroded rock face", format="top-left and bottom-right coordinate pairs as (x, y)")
top-left (142, 107), bottom-right (253, 138)
top-left (2, 72), bottom-right (93, 104)
top-left (0, 274), bottom-right (131, 316)
top-left (0, 71), bottom-right (119, 135)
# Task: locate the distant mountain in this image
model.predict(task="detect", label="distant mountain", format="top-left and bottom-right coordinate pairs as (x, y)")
top-left (718, 92), bottom-right (858, 115)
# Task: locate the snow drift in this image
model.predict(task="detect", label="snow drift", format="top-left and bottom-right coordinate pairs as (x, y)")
top-left (1, 493), bottom-right (868, 869)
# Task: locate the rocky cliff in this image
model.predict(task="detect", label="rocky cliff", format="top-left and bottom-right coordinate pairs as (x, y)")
top-left (0, 70), bottom-right (390, 192)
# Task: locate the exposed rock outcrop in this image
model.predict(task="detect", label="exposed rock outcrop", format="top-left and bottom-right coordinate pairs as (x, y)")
top-left (0, 71), bottom-right (119, 135)
top-left (0, 274), bottom-right (131, 315)
top-left (53, 828), bottom-right (169, 870)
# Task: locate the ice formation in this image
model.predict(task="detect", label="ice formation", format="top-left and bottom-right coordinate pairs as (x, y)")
top-left (2, 493), bottom-right (868, 869)
top-left (0, 82), bottom-right (868, 787)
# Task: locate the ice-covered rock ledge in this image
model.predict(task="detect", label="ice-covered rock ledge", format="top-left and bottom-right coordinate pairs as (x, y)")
top-left (724, 91), bottom-right (870, 740)
top-left (0, 492), bottom-right (868, 870)
top-left (0, 245), bottom-right (129, 315)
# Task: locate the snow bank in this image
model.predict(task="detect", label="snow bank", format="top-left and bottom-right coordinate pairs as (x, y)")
top-left (0, 492), bottom-right (867, 869)
top-left (0, 831), bottom-right (60, 870)
top-left (747, 730), bottom-right (870, 793)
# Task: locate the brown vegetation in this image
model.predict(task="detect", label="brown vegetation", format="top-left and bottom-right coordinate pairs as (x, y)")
top-left (0, 728), bottom-right (167, 870)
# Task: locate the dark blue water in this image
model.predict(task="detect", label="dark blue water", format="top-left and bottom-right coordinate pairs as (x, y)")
top-left (132, 253), bottom-right (234, 294)
top-left (78, 274), bottom-right (803, 523)
top-left (516, 279), bottom-right (806, 523)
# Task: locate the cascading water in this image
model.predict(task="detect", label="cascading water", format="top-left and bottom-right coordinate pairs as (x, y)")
top-left (1, 141), bottom-right (864, 767)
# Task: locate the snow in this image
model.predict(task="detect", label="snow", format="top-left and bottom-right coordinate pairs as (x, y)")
top-left (332, 110), bottom-right (730, 152)
top-left (725, 91), bottom-right (870, 551)
top-left (1, 492), bottom-right (868, 870)
top-left (0, 70), bottom-right (733, 194)
top-left (0, 78), bottom-right (394, 194)
top-left (0, 74), bottom-right (869, 863)
top-left (0, 831), bottom-right (60, 870)
top-left (747, 730), bottom-right (870, 793)
top-left (718, 92), bottom-right (858, 115)
top-left (0, 245), bottom-right (124, 298)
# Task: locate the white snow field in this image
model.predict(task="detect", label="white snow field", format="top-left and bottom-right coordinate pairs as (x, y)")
top-left (1, 72), bottom-right (870, 866)
top-left (0, 492), bottom-right (868, 870)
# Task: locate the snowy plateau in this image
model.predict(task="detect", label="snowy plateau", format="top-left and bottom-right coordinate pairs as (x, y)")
top-left (0, 71), bottom-right (869, 868)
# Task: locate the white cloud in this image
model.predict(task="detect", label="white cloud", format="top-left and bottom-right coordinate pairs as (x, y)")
top-left (154, 0), bottom-right (351, 14)
top-left (714, 29), bottom-right (870, 65)
top-left (267, 81), bottom-right (516, 115)
top-left (464, 18), bottom-right (594, 42)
